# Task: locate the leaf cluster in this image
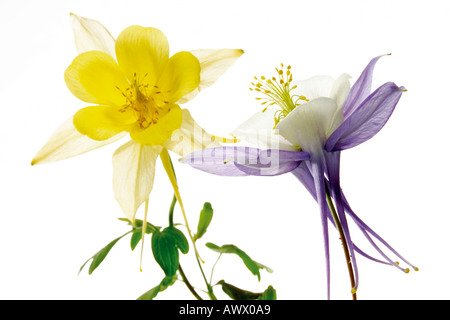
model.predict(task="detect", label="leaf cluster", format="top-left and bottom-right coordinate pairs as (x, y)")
top-left (78, 200), bottom-right (276, 300)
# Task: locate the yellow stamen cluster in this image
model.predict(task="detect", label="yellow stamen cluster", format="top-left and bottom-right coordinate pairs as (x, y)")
top-left (249, 63), bottom-right (309, 128)
top-left (117, 73), bottom-right (171, 129)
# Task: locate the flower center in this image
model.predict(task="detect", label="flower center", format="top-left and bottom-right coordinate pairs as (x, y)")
top-left (117, 73), bottom-right (171, 129)
top-left (250, 64), bottom-right (309, 128)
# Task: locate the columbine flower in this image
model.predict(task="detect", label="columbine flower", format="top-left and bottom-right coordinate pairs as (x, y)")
top-left (182, 55), bottom-right (417, 298)
top-left (31, 14), bottom-right (243, 255)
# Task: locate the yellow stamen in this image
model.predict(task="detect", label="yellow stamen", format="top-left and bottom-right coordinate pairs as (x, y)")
top-left (250, 63), bottom-right (307, 126)
top-left (115, 75), bottom-right (172, 130)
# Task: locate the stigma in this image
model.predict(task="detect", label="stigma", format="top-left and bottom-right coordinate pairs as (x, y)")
top-left (116, 73), bottom-right (171, 129)
top-left (250, 63), bottom-right (308, 128)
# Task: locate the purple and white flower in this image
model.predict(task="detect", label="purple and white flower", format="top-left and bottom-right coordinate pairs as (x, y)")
top-left (181, 55), bottom-right (417, 299)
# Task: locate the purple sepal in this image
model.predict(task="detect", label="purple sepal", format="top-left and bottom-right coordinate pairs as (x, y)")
top-left (325, 82), bottom-right (404, 152)
top-left (309, 158), bottom-right (331, 300)
top-left (342, 55), bottom-right (385, 118)
top-left (181, 146), bottom-right (309, 177)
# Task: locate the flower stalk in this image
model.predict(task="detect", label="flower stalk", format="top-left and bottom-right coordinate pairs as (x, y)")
top-left (325, 184), bottom-right (357, 300)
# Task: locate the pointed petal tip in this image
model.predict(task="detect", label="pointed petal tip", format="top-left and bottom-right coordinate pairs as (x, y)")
top-left (31, 155), bottom-right (43, 166)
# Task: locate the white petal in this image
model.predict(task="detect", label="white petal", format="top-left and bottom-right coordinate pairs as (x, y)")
top-left (292, 75), bottom-right (335, 101)
top-left (70, 13), bottom-right (116, 57)
top-left (330, 73), bottom-right (351, 108)
top-left (31, 116), bottom-right (126, 165)
top-left (232, 108), bottom-right (297, 151)
top-left (277, 98), bottom-right (339, 155)
top-left (112, 140), bottom-right (162, 222)
top-left (177, 49), bottom-right (244, 104)
top-left (164, 109), bottom-right (221, 156)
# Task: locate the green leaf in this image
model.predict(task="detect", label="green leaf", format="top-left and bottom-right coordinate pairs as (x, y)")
top-left (130, 231), bottom-right (142, 251)
top-left (258, 286), bottom-right (277, 300)
top-left (79, 232), bottom-right (130, 275)
top-left (152, 227), bottom-right (189, 277)
top-left (164, 226), bottom-right (189, 254)
top-left (137, 275), bottom-right (177, 300)
top-left (194, 202), bottom-right (213, 241)
top-left (217, 280), bottom-right (276, 300)
top-left (206, 243), bottom-right (271, 281)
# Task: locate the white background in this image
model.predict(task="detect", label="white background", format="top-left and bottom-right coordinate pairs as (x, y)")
top-left (0, 0), bottom-right (448, 300)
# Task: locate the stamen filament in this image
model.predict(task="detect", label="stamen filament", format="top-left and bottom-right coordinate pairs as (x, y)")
top-left (250, 63), bottom-right (306, 126)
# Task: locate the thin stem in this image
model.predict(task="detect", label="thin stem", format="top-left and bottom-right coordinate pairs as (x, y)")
top-left (325, 185), bottom-right (357, 300)
top-left (196, 254), bottom-right (217, 300)
top-left (139, 199), bottom-right (149, 272)
top-left (168, 194), bottom-right (177, 228)
top-left (210, 253), bottom-right (223, 285)
top-left (178, 264), bottom-right (203, 300)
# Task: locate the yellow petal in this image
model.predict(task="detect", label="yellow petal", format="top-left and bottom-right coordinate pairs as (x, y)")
top-left (157, 51), bottom-right (201, 103)
top-left (65, 51), bottom-right (130, 107)
top-left (112, 140), bottom-right (162, 222)
top-left (115, 25), bottom-right (169, 85)
top-left (70, 13), bottom-right (116, 57)
top-left (130, 105), bottom-right (182, 146)
top-left (73, 106), bottom-right (135, 141)
top-left (178, 49), bottom-right (244, 104)
top-left (164, 109), bottom-right (221, 156)
top-left (31, 116), bottom-right (126, 165)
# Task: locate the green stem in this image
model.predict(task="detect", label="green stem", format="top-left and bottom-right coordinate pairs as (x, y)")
top-left (178, 264), bottom-right (203, 300)
top-left (196, 254), bottom-right (217, 300)
top-left (325, 185), bottom-right (357, 300)
top-left (168, 194), bottom-right (177, 228)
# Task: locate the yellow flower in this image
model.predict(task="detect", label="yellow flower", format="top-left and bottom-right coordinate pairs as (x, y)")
top-left (31, 14), bottom-right (243, 255)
